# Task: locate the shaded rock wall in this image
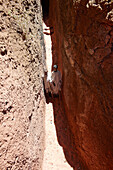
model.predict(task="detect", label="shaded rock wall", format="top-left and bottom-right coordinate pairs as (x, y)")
top-left (0, 0), bottom-right (45, 169)
top-left (49, 0), bottom-right (113, 169)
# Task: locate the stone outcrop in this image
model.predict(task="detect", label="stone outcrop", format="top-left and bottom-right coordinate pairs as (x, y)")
top-left (48, 0), bottom-right (113, 169)
top-left (0, 0), bottom-right (45, 169)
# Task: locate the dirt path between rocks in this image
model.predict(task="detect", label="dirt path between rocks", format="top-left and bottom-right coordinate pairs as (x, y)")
top-left (42, 23), bottom-right (72, 170)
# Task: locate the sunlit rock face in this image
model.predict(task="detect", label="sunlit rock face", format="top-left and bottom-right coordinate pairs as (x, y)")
top-left (49, 0), bottom-right (113, 169)
top-left (0, 0), bottom-right (45, 169)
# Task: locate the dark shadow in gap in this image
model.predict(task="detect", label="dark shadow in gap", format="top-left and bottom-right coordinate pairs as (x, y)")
top-left (52, 96), bottom-right (82, 169)
top-left (41, 0), bottom-right (49, 24)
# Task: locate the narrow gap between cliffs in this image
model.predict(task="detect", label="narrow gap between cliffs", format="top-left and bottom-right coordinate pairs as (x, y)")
top-left (41, 0), bottom-right (73, 169)
top-left (41, 0), bottom-right (49, 23)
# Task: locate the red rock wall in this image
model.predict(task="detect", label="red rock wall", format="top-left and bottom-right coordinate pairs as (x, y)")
top-left (49, 0), bottom-right (113, 169)
top-left (0, 0), bottom-right (45, 169)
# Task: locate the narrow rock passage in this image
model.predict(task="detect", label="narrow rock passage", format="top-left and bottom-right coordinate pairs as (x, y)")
top-left (42, 23), bottom-right (72, 170)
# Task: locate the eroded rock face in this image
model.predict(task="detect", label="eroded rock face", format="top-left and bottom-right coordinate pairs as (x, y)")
top-left (0, 0), bottom-right (45, 169)
top-left (49, 0), bottom-right (113, 169)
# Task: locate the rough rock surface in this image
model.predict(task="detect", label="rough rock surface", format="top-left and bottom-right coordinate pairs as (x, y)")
top-left (48, 0), bottom-right (113, 169)
top-left (0, 0), bottom-right (45, 169)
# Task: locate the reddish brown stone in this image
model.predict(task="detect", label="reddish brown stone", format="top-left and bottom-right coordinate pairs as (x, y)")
top-left (49, 0), bottom-right (113, 169)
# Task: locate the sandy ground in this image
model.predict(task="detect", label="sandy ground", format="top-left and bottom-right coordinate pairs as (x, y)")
top-left (42, 23), bottom-right (72, 170)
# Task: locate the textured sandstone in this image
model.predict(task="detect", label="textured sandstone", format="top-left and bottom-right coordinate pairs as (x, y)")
top-left (48, 0), bottom-right (113, 169)
top-left (0, 0), bottom-right (45, 169)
